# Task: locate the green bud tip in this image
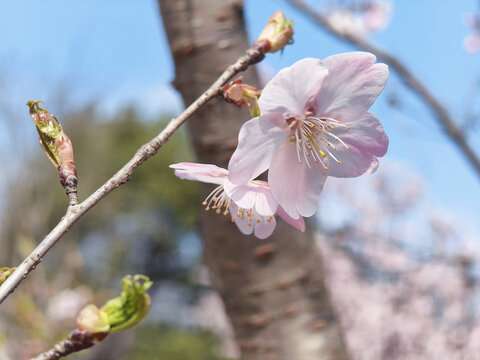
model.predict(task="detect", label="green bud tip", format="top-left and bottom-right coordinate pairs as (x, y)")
top-left (0, 267), bottom-right (16, 286)
top-left (76, 274), bottom-right (153, 334)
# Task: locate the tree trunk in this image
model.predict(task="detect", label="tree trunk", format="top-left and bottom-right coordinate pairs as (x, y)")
top-left (157, 1), bottom-right (350, 359)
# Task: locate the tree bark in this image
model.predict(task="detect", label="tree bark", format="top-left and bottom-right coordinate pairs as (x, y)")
top-left (157, 1), bottom-right (350, 359)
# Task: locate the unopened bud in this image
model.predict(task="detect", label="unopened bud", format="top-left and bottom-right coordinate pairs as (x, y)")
top-left (27, 100), bottom-right (78, 198)
top-left (76, 304), bottom-right (110, 333)
top-left (223, 77), bottom-right (262, 117)
top-left (0, 267), bottom-right (15, 286)
top-left (76, 275), bottom-right (152, 335)
top-left (102, 274), bottom-right (152, 332)
top-left (256, 10), bottom-right (294, 53)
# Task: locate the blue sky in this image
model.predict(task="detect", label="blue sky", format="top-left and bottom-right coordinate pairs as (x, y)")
top-left (1, 0), bottom-right (479, 237)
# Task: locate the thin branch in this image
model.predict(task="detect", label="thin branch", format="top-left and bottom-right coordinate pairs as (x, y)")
top-left (289, 0), bottom-right (480, 179)
top-left (29, 329), bottom-right (107, 360)
top-left (0, 43), bottom-right (266, 305)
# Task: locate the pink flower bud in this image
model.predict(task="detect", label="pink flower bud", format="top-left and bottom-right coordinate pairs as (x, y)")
top-left (256, 10), bottom-right (294, 53)
top-left (222, 77), bottom-right (262, 116)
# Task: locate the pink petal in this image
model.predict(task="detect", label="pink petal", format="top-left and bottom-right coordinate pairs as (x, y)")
top-left (326, 112), bottom-right (388, 178)
top-left (464, 34), bottom-right (480, 53)
top-left (254, 186), bottom-right (278, 216)
top-left (230, 203), bottom-right (276, 239)
top-left (254, 216), bottom-right (277, 239)
top-left (169, 162), bottom-right (227, 185)
top-left (224, 179), bottom-right (278, 216)
top-left (223, 179), bottom-right (257, 209)
top-left (259, 58), bottom-right (329, 117)
top-left (233, 218), bottom-right (254, 236)
top-left (276, 206), bottom-right (306, 232)
top-left (463, 13), bottom-right (479, 29)
top-left (315, 52), bottom-right (389, 120)
top-left (228, 113), bottom-right (289, 185)
top-left (268, 139), bottom-right (328, 219)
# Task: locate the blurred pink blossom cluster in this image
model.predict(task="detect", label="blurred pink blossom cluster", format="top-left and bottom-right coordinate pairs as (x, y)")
top-left (171, 52), bottom-right (389, 239)
top-left (463, 13), bottom-right (480, 53)
top-left (316, 163), bottom-right (480, 359)
top-left (324, 0), bottom-right (393, 38)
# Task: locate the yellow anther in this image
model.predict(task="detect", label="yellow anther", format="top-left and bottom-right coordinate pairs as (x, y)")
top-left (223, 211), bottom-right (229, 216)
top-left (247, 223), bottom-right (252, 227)
top-left (216, 209), bottom-right (221, 214)
top-left (337, 161), bottom-right (342, 164)
top-left (231, 218), bottom-right (236, 223)
top-left (202, 201), bottom-right (207, 205)
top-left (256, 219), bottom-right (261, 223)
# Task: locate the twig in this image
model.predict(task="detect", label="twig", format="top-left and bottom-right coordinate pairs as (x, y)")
top-left (0, 43), bottom-right (266, 305)
top-left (29, 329), bottom-right (107, 360)
top-left (288, 0), bottom-right (480, 179)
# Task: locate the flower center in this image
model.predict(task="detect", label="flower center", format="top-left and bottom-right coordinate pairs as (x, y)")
top-left (202, 185), bottom-right (273, 227)
top-left (293, 115), bottom-right (351, 170)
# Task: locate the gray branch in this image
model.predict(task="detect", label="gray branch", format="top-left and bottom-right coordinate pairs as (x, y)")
top-left (30, 329), bottom-right (107, 360)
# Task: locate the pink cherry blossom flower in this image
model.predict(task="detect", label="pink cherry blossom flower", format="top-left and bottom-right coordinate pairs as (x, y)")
top-left (170, 162), bottom-right (305, 239)
top-left (228, 53), bottom-right (389, 219)
top-left (363, 0), bottom-right (392, 33)
top-left (325, 0), bottom-right (392, 38)
top-left (463, 13), bottom-right (480, 53)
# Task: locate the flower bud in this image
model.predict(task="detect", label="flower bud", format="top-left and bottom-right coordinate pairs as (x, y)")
top-left (101, 274), bottom-right (152, 332)
top-left (76, 275), bottom-right (153, 335)
top-left (223, 77), bottom-right (262, 117)
top-left (76, 304), bottom-right (110, 333)
top-left (256, 10), bottom-right (294, 53)
top-left (27, 100), bottom-right (78, 195)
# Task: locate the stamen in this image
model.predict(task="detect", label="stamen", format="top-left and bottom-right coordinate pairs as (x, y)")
top-left (202, 185), bottom-right (274, 233)
top-left (291, 114), bottom-right (352, 168)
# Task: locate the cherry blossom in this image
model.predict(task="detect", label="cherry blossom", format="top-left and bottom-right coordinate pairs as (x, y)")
top-left (463, 13), bottom-right (480, 53)
top-left (228, 53), bottom-right (389, 219)
top-left (170, 162), bottom-right (305, 239)
top-left (325, 0), bottom-right (392, 38)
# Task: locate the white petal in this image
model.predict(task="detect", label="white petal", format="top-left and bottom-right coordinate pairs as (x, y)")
top-left (259, 58), bottom-right (329, 117)
top-left (326, 112), bottom-right (388, 178)
top-left (254, 216), bottom-right (277, 239)
top-left (228, 113), bottom-right (289, 185)
top-left (315, 52), bottom-right (388, 120)
top-left (268, 139), bottom-right (328, 219)
top-left (170, 162), bottom-right (227, 185)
